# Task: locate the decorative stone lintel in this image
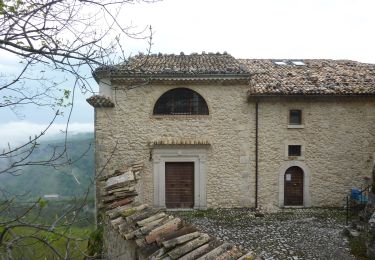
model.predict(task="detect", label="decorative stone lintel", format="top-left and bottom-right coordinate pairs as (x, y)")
top-left (149, 138), bottom-right (211, 146)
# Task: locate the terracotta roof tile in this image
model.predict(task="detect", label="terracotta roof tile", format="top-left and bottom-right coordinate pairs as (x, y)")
top-left (86, 95), bottom-right (115, 107)
top-left (92, 53), bottom-right (375, 96)
top-left (100, 162), bottom-right (256, 259)
top-left (239, 59), bottom-right (375, 96)
top-left (95, 52), bottom-right (249, 76)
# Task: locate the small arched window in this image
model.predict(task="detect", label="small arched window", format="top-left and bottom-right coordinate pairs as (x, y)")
top-left (153, 88), bottom-right (209, 115)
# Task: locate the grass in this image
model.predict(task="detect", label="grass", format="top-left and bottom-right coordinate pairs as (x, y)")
top-left (0, 225), bottom-right (94, 260)
top-left (86, 226), bottom-right (103, 258)
top-left (348, 234), bottom-right (369, 260)
top-left (0, 199), bottom-right (96, 259)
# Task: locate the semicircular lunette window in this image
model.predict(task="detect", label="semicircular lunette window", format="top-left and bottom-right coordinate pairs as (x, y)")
top-left (153, 88), bottom-right (209, 115)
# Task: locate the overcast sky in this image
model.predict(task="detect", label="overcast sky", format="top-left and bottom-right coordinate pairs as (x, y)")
top-left (1, 0), bottom-right (375, 144)
top-left (124, 0), bottom-right (375, 62)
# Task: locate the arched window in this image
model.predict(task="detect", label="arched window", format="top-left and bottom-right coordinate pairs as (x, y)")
top-left (153, 88), bottom-right (209, 115)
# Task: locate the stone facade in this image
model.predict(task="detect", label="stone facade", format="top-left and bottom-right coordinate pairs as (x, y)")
top-left (90, 53), bottom-right (375, 210)
top-left (257, 97), bottom-right (375, 208)
top-left (94, 84), bottom-right (375, 209)
top-left (95, 84), bottom-right (255, 208)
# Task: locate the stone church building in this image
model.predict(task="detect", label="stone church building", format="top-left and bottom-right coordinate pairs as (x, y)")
top-left (87, 52), bottom-right (375, 210)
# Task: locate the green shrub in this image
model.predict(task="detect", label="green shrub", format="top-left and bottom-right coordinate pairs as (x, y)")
top-left (86, 226), bottom-right (103, 258)
top-left (349, 235), bottom-right (368, 259)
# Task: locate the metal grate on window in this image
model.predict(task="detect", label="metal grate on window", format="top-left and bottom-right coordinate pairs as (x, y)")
top-left (288, 145), bottom-right (301, 157)
top-left (289, 110), bottom-right (302, 125)
top-left (153, 88), bottom-right (209, 115)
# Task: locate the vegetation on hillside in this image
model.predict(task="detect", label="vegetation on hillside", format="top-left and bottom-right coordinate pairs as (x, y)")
top-left (0, 133), bottom-right (94, 200)
top-left (0, 133), bottom-right (96, 259)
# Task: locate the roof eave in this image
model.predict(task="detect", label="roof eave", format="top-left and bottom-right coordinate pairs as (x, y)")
top-left (109, 74), bottom-right (251, 85)
top-left (247, 93), bottom-right (375, 101)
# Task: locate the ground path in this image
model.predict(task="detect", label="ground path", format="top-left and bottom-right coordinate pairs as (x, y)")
top-left (172, 208), bottom-right (354, 260)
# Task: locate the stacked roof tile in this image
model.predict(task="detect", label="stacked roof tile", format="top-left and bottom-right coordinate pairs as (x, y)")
top-left (99, 163), bottom-right (256, 260)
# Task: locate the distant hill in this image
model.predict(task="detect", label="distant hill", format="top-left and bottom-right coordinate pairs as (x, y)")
top-left (0, 133), bottom-right (95, 200)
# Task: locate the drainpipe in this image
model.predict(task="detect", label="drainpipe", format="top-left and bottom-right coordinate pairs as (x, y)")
top-left (255, 100), bottom-right (259, 209)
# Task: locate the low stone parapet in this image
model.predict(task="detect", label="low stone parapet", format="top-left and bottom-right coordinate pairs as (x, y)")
top-left (99, 164), bottom-right (256, 260)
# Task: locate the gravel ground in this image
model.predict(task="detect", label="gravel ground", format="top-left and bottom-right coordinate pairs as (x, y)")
top-left (171, 208), bottom-right (355, 260)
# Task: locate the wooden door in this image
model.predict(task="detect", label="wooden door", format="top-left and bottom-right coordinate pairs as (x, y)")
top-left (165, 162), bottom-right (194, 208)
top-left (284, 166), bottom-right (304, 206)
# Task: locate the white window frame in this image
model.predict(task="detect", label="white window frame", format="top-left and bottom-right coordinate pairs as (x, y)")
top-left (284, 141), bottom-right (305, 161)
top-left (288, 109), bottom-right (304, 129)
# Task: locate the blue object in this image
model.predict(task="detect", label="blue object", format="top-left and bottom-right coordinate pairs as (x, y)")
top-left (361, 195), bottom-right (369, 203)
top-left (351, 188), bottom-right (360, 200)
top-left (351, 188), bottom-right (368, 202)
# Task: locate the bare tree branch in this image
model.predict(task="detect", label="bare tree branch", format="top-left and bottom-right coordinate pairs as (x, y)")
top-left (0, 0), bottom-right (156, 258)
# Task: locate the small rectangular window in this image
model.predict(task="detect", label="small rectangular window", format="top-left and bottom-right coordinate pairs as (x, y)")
top-left (289, 110), bottom-right (302, 125)
top-left (274, 61), bottom-right (287, 65)
top-left (288, 145), bottom-right (301, 157)
top-left (291, 61), bottom-right (305, 66)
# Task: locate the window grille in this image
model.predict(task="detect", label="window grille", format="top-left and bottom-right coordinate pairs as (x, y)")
top-left (153, 88), bottom-right (209, 115)
top-left (288, 145), bottom-right (301, 157)
top-left (289, 110), bottom-right (302, 125)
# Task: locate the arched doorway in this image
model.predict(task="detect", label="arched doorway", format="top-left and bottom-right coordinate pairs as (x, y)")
top-left (284, 166), bottom-right (304, 206)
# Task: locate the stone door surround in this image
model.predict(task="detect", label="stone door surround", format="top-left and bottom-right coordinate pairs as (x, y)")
top-left (278, 161), bottom-right (311, 207)
top-left (152, 146), bottom-right (207, 209)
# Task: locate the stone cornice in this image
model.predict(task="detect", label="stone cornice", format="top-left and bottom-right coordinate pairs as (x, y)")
top-left (94, 73), bottom-right (250, 86)
top-left (86, 95), bottom-right (115, 108)
top-left (149, 138), bottom-right (211, 146)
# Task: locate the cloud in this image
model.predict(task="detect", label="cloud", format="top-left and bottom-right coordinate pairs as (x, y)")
top-left (0, 122), bottom-right (93, 148)
top-left (119, 0), bottom-right (375, 64)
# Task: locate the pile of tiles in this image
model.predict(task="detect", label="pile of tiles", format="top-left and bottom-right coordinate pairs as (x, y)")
top-left (100, 163), bottom-right (256, 260)
top-left (98, 162), bottom-right (143, 210)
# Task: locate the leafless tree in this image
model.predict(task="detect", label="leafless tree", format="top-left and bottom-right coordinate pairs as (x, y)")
top-left (0, 0), bottom-right (155, 258)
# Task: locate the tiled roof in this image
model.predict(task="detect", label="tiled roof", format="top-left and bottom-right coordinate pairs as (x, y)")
top-left (86, 95), bottom-right (115, 107)
top-left (94, 52), bottom-right (249, 77)
top-left (239, 59), bottom-right (375, 96)
top-left (99, 162), bottom-right (256, 260)
top-left (92, 53), bottom-right (375, 96)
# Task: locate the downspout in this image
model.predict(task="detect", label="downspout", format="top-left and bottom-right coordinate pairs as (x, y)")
top-left (94, 109), bottom-right (97, 228)
top-left (255, 100), bottom-right (259, 209)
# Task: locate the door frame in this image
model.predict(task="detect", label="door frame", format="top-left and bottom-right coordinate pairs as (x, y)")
top-left (152, 146), bottom-right (207, 209)
top-left (284, 166), bottom-right (304, 206)
top-left (278, 161), bottom-right (311, 207)
top-left (165, 162), bottom-right (195, 209)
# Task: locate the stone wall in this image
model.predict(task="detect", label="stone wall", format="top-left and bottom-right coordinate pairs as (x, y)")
top-left (257, 97), bottom-right (375, 208)
top-left (95, 83), bottom-right (255, 208)
top-left (100, 165), bottom-right (254, 260)
top-left (94, 82), bottom-right (375, 208)
top-left (104, 222), bottom-right (139, 259)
